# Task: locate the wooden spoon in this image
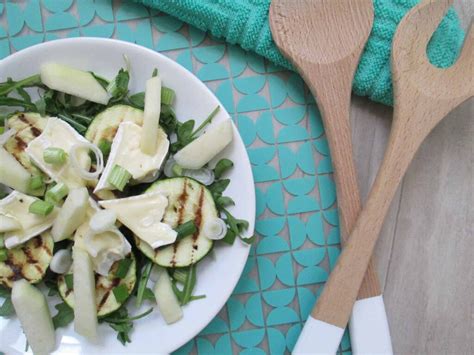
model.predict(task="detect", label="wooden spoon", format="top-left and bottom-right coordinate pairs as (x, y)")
top-left (309, 0), bottom-right (473, 351)
top-left (269, 1), bottom-right (392, 353)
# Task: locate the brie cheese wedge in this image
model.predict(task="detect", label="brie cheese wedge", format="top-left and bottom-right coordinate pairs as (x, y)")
top-left (99, 192), bottom-right (177, 249)
top-left (26, 117), bottom-right (94, 188)
top-left (94, 122), bottom-right (169, 192)
top-left (1, 191), bottom-right (59, 249)
top-left (73, 203), bottom-right (131, 276)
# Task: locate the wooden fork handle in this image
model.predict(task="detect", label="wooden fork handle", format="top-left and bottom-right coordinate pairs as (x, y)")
top-left (312, 127), bottom-right (417, 329)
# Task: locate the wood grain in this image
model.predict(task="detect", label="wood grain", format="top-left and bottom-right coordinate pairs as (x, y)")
top-left (351, 1), bottom-right (473, 353)
top-left (269, 0), bottom-right (381, 328)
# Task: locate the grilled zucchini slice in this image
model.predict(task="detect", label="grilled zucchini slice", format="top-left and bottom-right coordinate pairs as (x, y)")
top-left (85, 105), bottom-right (144, 145)
top-left (57, 253), bottom-right (137, 317)
top-left (4, 112), bottom-right (48, 175)
top-left (134, 178), bottom-right (216, 268)
top-left (0, 232), bottom-right (54, 288)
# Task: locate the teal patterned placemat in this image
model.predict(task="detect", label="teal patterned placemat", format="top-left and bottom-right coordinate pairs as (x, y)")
top-left (0, 1), bottom-right (348, 353)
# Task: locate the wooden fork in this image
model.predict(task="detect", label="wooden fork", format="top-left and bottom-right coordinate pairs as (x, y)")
top-left (311, 0), bottom-right (473, 350)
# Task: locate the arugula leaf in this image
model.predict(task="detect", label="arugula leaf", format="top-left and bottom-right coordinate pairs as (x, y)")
top-left (128, 92), bottom-right (145, 109)
top-left (181, 265), bottom-right (196, 305)
top-left (240, 235), bottom-right (256, 245)
top-left (216, 196), bottom-right (235, 209)
top-left (208, 179), bottom-right (230, 197)
top-left (0, 96), bottom-right (37, 111)
top-left (0, 297), bottom-right (14, 317)
top-left (213, 158), bottom-right (234, 179)
top-left (52, 302), bottom-right (74, 329)
top-left (0, 286), bottom-right (10, 298)
top-left (135, 261), bottom-right (153, 307)
top-left (108, 69), bottom-right (130, 102)
top-left (101, 307), bottom-right (153, 346)
top-left (0, 74), bottom-right (42, 96)
top-left (142, 287), bottom-right (155, 302)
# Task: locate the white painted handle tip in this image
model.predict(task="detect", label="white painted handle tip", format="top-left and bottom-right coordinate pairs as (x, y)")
top-left (293, 316), bottom-right (344, 355)
top-left (350, 295), bottom-right (393, 355)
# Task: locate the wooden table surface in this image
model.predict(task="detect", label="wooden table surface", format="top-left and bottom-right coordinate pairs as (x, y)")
top-left (350, 2), bottom-right (473, 353)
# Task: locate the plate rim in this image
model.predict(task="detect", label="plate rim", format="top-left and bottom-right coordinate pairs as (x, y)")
top-left (0, 37), bottom-right (256, 353)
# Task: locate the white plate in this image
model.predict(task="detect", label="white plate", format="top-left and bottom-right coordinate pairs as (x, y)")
top-left (0, 38), bottom-right (255, 354)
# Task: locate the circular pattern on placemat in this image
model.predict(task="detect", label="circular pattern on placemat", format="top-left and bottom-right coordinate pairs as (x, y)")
top-left (0, 2), bottom-right (350, 354)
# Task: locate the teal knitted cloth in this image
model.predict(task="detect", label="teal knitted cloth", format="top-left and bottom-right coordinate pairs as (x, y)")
top-left (136, 0), bottom-right (464, 106)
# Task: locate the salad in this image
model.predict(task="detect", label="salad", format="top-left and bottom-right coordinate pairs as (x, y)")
top-left (0, 60), bottom-right (253, 353)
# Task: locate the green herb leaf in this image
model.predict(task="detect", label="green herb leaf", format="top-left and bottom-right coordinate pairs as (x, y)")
top-left (181, 265), bottom-right (197, 306)
top-left (213, 158), bottom-right (234, 179)
top-left (128, 92), bottom-right (145, 109)
top-left (0, 297), bottom-right (14, 317)
top-left (115, 258), bottom-right (132, 279)
top-left (112, 284), bottom-right (130, 303)
top-left (216, 196), bottom-right (235, 209)
top-left (108, 69), bottom-right (130, 102)
top-left (191, 106), bottom-right (220, 138)
top-left (64, 274), bottom-right (73, 290)
top-left (240, 235), bottom-right (256, 245)
top-left (0, 286), bottom-right (10, 298)
top-left (135, 261), bottom-right (153, 308)
top-left (0, 74), bottom-right (42, 96)
top-left (142, 287), bottom-right (155, 302)
top-left (52, 302), bottom-right (74, 329)
top-left (209, 179), bottom-right (230, 197)
top-left (221, 229), bottom-right (236, 245)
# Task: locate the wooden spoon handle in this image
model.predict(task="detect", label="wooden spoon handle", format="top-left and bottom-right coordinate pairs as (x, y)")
top-left (301, 62), bottom-right (381, 299)
top-left (312, 124), bottom-right (417, 328)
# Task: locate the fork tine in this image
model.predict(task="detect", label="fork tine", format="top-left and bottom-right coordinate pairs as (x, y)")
top-left (393, 0), bottom-right (452, 63)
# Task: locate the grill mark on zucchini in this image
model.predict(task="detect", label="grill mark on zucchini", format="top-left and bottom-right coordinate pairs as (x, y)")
top-left (5, 259), bottom-right (24, 282)
top-left (24, 247), bottom-right (38, 263)
top-left (14, 136), bottom-right (27, 150)
top-left (58, 254), bottom-right (136, 316)
top-left (190, 187), bottom-right (205, 263)
top-left (31, 126), bottom-right (42, 137)
top-left (170, 180), bottom-right (189, 267)
top-left (97, 277), bottom-right (121, 312)
top-left (17, 113), bottom-right (28, 124)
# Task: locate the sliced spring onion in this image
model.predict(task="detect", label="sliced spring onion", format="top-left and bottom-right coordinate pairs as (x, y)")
top-left (70, 142), bottom-right (104, 180)
top-left (164, 157), bottom-right (177, 177)
top-left (112, 284), bottom-right (130, 303)
top-left (161, 87), bottom-right (175, 106)
top-left (202, 218), bottom-right (227, 240)
top-left (64, 273), bottom-right (73, 290)
top-left (172, 164), bottom-right (183, 177)
top-left (115, 257), bottom-right (132, 279)
top-left (45, 183), bottom-right (69, 204)
top-left (28, 175), bottom-right (44, 191)
top-left (0, 128), bottom-right (16, 145)
top-left (97, 139), bottom-right (111, 158)
top-left (0, 248), bottom-right (7, 262)
top-left (182, 167), bottom-right (215, 186)
top-left (108, 164), bottom-right (131, 191)
top-left (29, 199), bottom-right (54, 216)
top-left (43, 147), bottom-right (68, 166)
top-left (175, 220), bottom-right (197, 240)
top-left (89, 210), bottom-right (117, 234)
top-left (50, 249), bottom-right (73, 274)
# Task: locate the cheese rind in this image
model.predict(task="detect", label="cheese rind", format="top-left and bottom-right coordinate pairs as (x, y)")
top-left (1, 191), bottom-right (59, 249)
top-left (26, 118), bottom-right (94, 188)
top-left (99, 192), bottom-right (177, 248)
top-left (94, 122), bottom-right (169, 192)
